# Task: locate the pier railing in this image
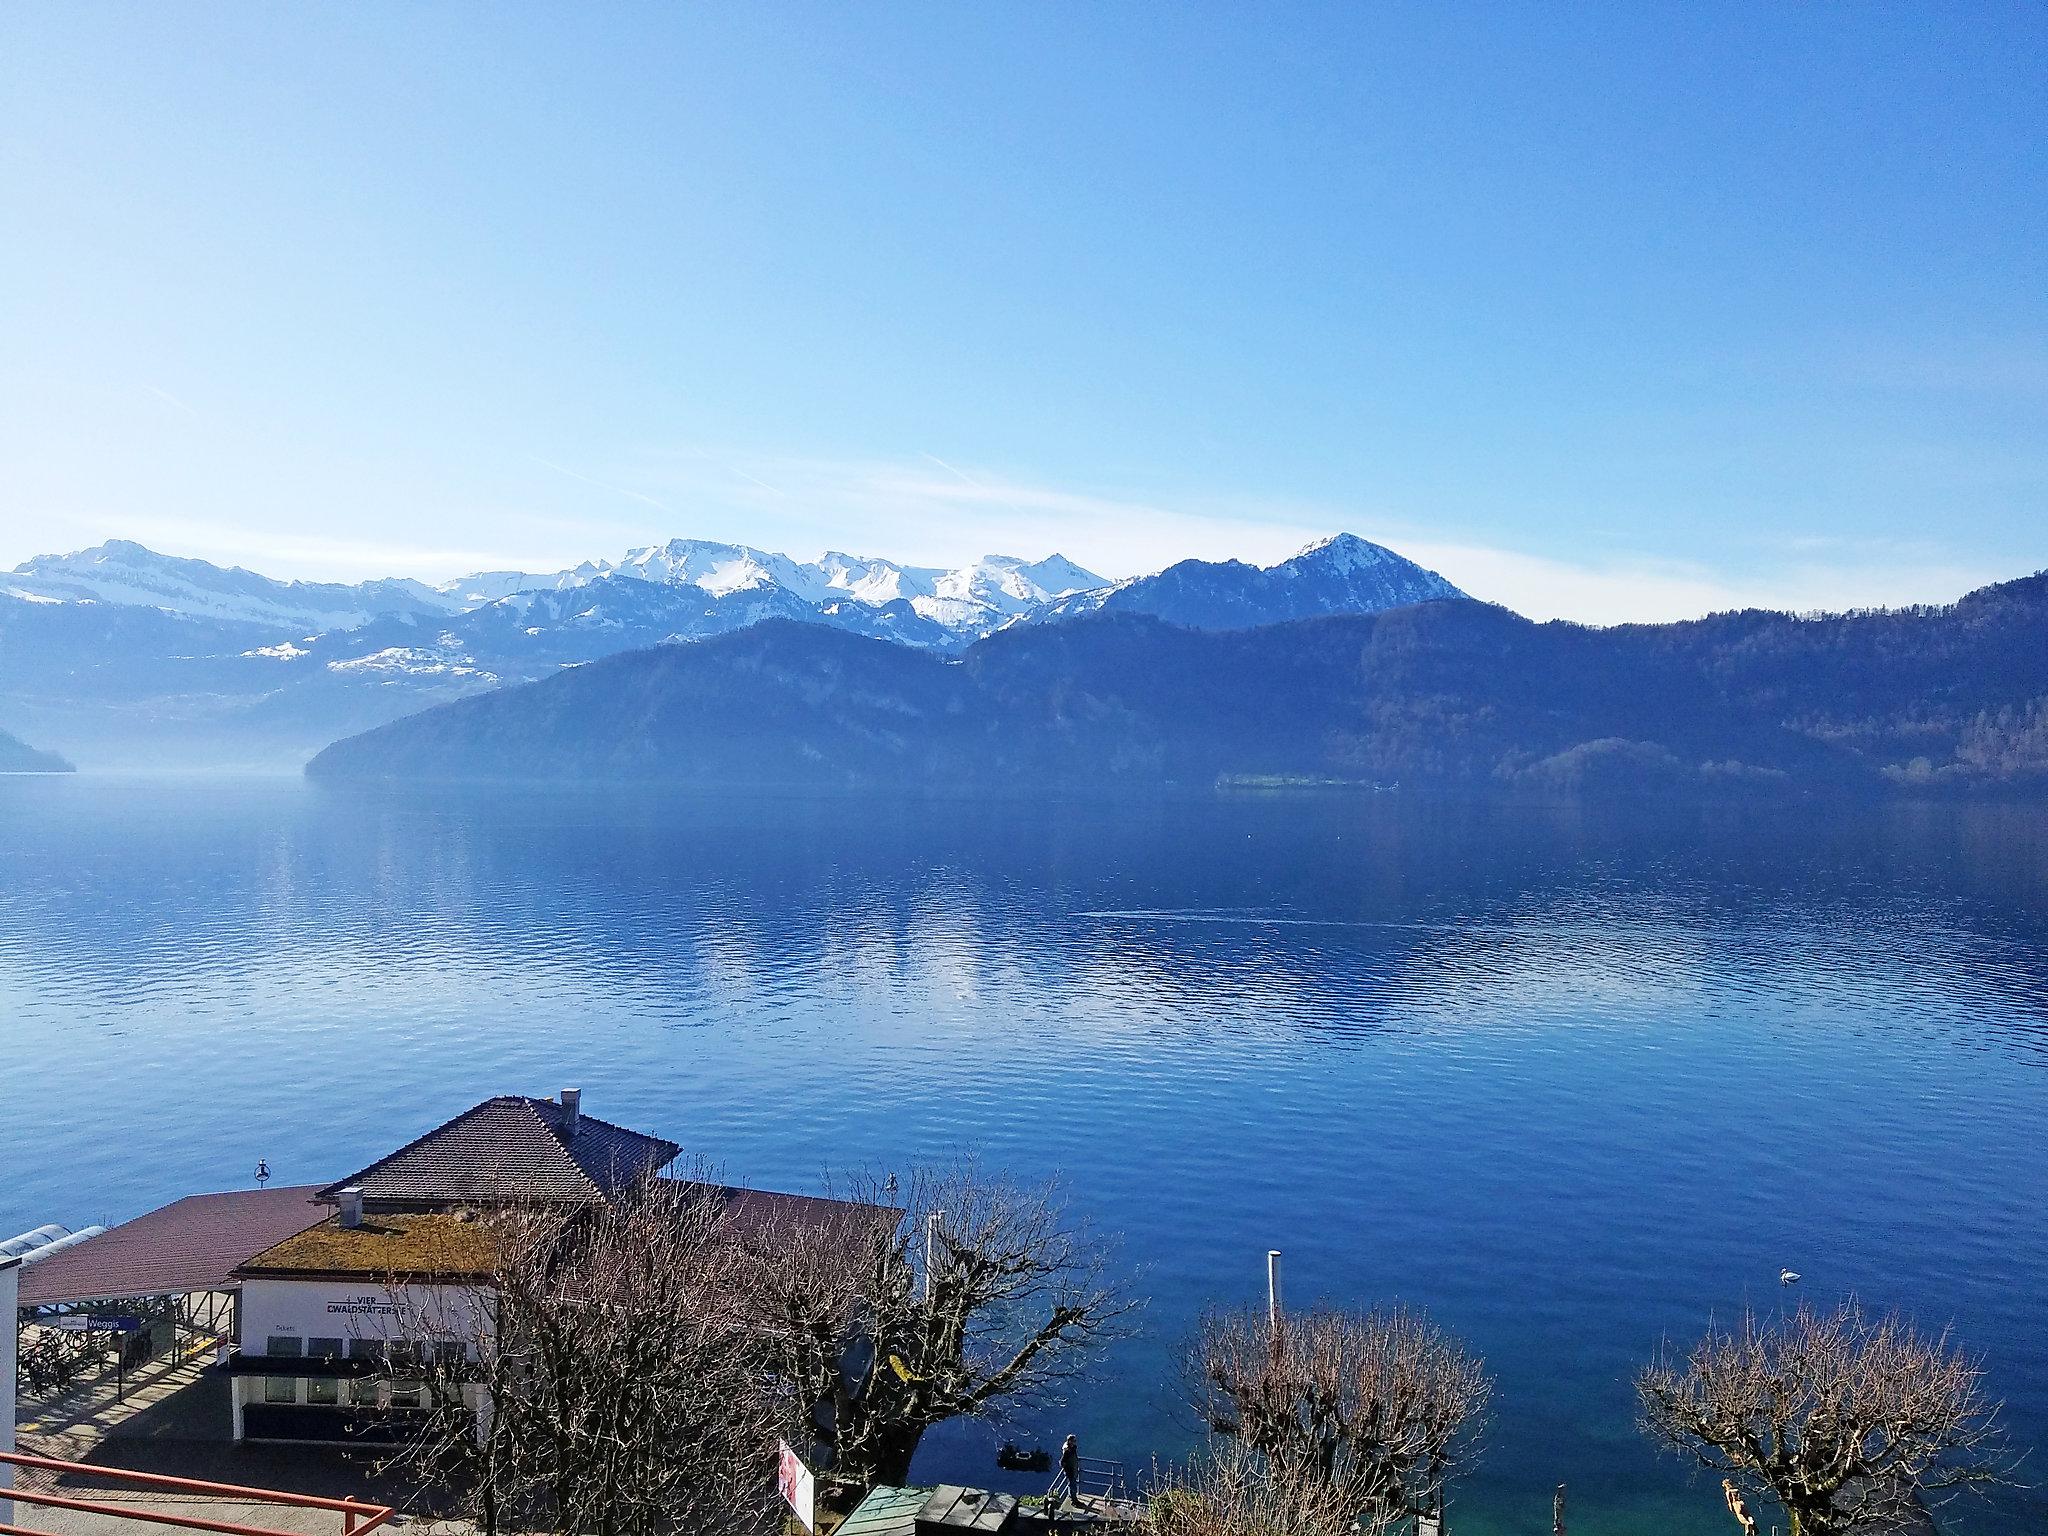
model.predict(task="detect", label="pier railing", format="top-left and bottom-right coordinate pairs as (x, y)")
top-left (1047, 1454), bottom-right (1134, 1506)
top-left (0, 1450), bottom-right (395, 1536)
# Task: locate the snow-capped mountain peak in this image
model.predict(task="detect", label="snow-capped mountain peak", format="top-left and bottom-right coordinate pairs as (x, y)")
top-left (931, 553), bottom-right (1105, 615)
top-left (440, 540), bottom-right (1109, 637)
top-left (814, 552), bottom-right (944, 606)
top-left (596, 539), bottom-right (807, 599)
top-left (1005, 531), bottom-right (1463, 633)
top-left (1281, 531), bottom-right (1429, 580)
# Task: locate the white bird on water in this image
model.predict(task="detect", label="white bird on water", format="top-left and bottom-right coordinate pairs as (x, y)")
top-left (1780, 1268), bottom-right (1801, 1285)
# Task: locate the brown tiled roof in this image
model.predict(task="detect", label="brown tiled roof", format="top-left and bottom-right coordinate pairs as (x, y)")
top-left (681, 1181), bottom-right (902, 1247)
top-left (238, 1211), bottom-right (500, 1280)
top-left (317, 1097), bottom-right (680, 1208)
top-left (15, 1186), bottom-right (330, 1308)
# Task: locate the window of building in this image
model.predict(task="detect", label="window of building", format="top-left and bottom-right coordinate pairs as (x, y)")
top-left (264, 1335), bottom-right (302, 1357)
top-left (307, 1336), bottom-right (344, 1360)
top-left (389, 1340), bottom-right (424, 1371)
top-left (433, 1339), bottom-right (466, 1369)
top-left (306, 1377), bottom-right (339, 1406)
top-left (389, 1379), bottom-right (423, 1408)
top-left (348, 1376), bottom-right (379, 1407)
top-left (262, 1375), bottom-right (297, 1404)
top-left (347, 1337), bottom-right (384, 1362)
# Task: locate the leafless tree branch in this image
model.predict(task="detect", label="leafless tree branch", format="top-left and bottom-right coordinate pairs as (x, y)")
top-left (1637, 1300), bottom-right (2011, 1536)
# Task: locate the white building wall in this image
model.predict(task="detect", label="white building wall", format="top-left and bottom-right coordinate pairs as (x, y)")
top-left (234, 1276), bottom-right (494, 1445)
top-left (240, 1278), bottom-right (493, 1353)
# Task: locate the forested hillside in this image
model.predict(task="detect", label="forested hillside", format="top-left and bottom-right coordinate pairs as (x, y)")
top-left (304, 571), bottom-right (2048, 795)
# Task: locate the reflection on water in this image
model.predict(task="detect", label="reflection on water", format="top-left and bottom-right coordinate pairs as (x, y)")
top-left (3, 779), bottom-right (2046, 1534)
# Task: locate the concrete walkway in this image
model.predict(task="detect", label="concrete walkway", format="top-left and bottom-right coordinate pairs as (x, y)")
top-left (16, 1347), bottom-right (223, 1462)
top-left (12, 1354), bottom-right (464, 1536)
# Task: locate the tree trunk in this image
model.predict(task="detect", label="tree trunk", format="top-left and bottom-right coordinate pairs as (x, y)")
top-left (870, 1420), bottom-right (928, 1487)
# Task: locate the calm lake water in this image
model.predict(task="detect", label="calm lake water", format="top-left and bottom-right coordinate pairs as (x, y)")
top-left (4, 776), bottom-right (2046, 1534)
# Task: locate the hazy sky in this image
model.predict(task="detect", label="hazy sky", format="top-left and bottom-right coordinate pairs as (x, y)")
top-left (3, 3), bottom-right (2043, 622)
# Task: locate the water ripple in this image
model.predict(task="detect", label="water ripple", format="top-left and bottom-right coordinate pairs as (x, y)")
top-left (3, 780), bottom-right (2047, 1534)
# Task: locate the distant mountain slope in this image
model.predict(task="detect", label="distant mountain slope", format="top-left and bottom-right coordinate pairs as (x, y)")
top-left (0, 592), bottom-right (494, 771)
top-left (306, 572), bottom-right (2048, 794)
top-left (7, 539), bottom-right (456, 629)
top-left (0, 726), bottom-right (75, 773)
top-left (1023, 533), bottom-right (1463, 631)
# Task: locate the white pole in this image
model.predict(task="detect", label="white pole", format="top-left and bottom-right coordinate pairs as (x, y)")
top-left (2, 1256), bottom-right (19, 1522)
top-left (1267, 1249), bottom-right (1283, 1334)
top-left (925, 1213), bottom-right (942, 1303)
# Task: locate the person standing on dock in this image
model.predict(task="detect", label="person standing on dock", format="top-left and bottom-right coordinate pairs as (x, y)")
top-left (1059, 1434), bottom-right (1081, 1510)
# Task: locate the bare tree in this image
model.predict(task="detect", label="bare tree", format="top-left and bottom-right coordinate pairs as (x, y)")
top-left (1152, 1444), bottom-right (1397, 1536)
top-left (740, 1162), bottom-right (1138, 1493)
top-left (1189, 1304), bottom-right (1491, 1528)
top-left (392, 1179), bottom-right (784, 1536)
top-left (1637, 1301), bottom-right (2009, 1536)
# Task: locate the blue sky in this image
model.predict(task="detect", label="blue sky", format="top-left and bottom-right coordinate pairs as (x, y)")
top-left (2, 2), bottom-right (2042, 621)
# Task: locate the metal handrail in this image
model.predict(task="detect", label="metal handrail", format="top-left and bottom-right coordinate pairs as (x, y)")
top-left (0, 1450), bottom-right (394, 1536)
top-left (1048, 1454), bottom-right (1132, 1504)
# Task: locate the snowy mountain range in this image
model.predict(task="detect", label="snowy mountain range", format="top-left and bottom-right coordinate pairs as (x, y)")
top-left (3, 537), bottom-right (1111, 642)
top-left (0, 532), bottom-right (1466, 767)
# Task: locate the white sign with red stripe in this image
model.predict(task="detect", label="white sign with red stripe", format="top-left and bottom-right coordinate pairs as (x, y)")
top-left (777, 1440), bottom-right (815, 1532)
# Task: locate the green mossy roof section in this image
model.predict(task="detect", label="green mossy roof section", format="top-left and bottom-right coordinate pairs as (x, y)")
top-left (238, 1210), bottom-right (500, 1279)
top-left (835, 1486), bottom-right (929, 1536)
top-left (317, 1096), bottom-right (681, 1207)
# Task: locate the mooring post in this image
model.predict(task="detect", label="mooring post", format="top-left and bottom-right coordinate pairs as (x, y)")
top-left (1266, 1249), bottom-right (1283, 1335)
top-left (1554, 1482), bottom-right (1566, 1534)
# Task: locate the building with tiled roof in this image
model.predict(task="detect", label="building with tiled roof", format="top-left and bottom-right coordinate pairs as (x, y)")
top-left (15, 1185), bottom-right (329, 1309)
top-left (313, 1091), bottom-right (679, 1209)
top-left (225, 1088), bottom-right (888, 1447)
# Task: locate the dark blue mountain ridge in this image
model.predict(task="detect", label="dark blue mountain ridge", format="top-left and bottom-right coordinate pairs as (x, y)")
top-left (305, 569), bottom-right (2048, 794)
top-left (1014, 532), bottom-right (1463, 631)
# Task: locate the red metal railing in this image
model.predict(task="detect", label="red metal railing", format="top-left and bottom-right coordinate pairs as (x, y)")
top-left (0, 1450), bottom-right (394, 1536)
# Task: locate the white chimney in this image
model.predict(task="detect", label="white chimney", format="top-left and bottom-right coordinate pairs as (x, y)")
top-left (560, 1088), bottom-right (582, 1137)
top-left (339, 1187), bottom-right (364, 1229)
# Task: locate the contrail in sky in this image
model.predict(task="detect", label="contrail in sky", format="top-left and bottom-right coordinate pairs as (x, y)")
top-left (528, 455), bottom-right (673, 514)
top-left (141, 384), bottom-right (201, 419)
top-left (919, 452), bottom-right (984, 488)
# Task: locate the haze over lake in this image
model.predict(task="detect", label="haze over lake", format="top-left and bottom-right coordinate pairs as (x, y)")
top-left (5, 776), bottom-right (2046, 1535)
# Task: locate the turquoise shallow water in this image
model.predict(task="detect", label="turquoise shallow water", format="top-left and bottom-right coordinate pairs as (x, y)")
top-left (3, 777), bottom-right (2046, 1534)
